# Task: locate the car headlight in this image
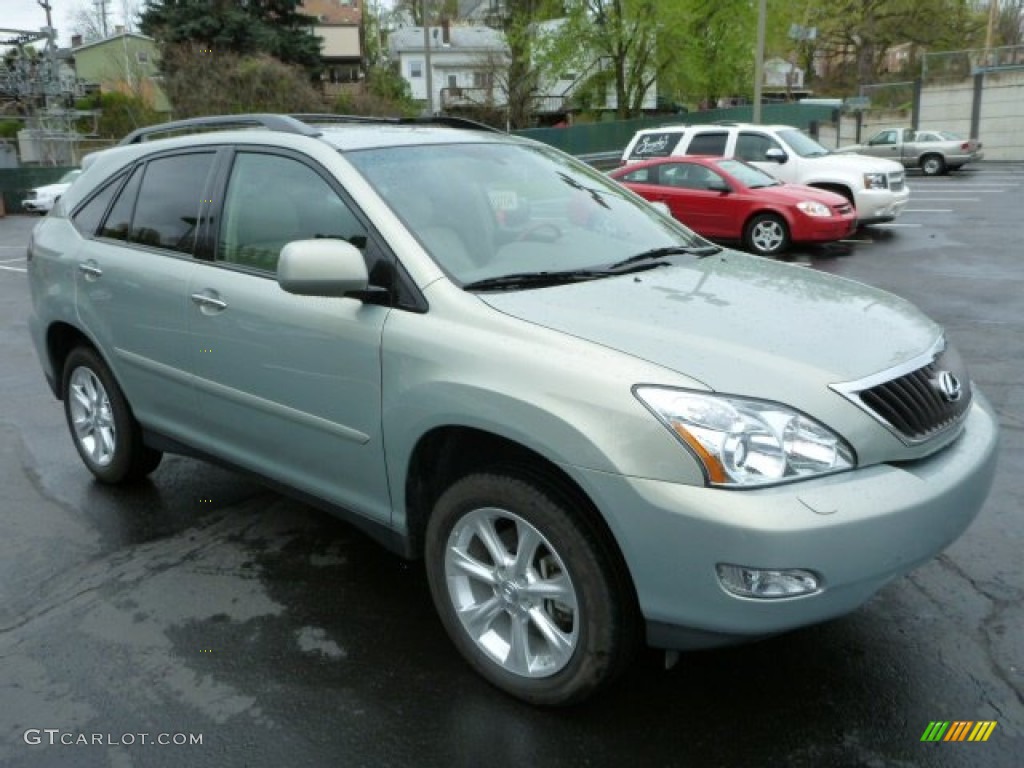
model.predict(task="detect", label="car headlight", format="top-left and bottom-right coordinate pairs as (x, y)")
top-left (863, 173), bottom-right (888, 190)
top-left (635, 387), bottom-right (855, 487)
top-left (796, 201), bottom-right (832, 217)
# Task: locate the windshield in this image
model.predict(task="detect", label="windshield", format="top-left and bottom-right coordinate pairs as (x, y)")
top-left (777, 129), bottom-right (831, 158)
top-left (716, 159), bottom-right (780, 188)
top-left (346, 141), bottom-right (704, 285)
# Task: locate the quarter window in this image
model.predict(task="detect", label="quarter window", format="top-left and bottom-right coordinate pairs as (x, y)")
top-left (72, 173), bottom-right (123, 237)
top-left (99, 165), bottom-right (143, 241)
top-left (218, 152), bottom-right (368, 273)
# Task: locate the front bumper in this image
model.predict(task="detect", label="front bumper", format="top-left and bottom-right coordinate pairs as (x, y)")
top-left (576, 395), bottom-right (999, 650)
top-left (854, 185), bottom-right (910, 225)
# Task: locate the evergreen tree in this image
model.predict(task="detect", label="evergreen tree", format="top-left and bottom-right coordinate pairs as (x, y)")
top-left (140, 0), bottom-right (322, 75)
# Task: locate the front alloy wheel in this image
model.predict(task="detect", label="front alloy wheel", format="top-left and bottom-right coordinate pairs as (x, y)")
top-left (744, 213), bottom-right (790, 256)
top-left (445, 506), bottom-right (579, 678)
top-left (425, 472), bottom-right (637, 706)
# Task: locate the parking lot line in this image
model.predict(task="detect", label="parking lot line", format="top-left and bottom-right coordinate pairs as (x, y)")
top-left (873, 223), bottom-right (923, 228)
top-left (904, 198), bottom-right (980, 202)
top-left (0, 264), bottom-right (27, 273)
top-left (904, 208), bottom-right (954, 213)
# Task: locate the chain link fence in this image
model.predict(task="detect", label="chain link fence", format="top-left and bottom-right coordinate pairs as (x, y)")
top-left (923, 44), bottom-right (1024, 85)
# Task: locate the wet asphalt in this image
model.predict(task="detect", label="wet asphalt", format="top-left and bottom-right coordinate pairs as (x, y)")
top-left (0, 164), bottom-right (1021, 768)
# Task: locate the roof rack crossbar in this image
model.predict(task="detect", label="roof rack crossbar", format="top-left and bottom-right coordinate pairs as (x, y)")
top-left (118, 114), bottom-right (321, 145)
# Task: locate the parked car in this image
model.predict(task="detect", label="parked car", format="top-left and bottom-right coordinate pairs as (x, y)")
top-left (836, 127), bottom-right (984, 175)
top-left (27, 114), bottom-right (998, 706)
top-left (609, 156), bottom-right (856, 256)
top-left (621, 123), bottom-right (909, 225)
top-left (21, 169), bottom-right (82, 214)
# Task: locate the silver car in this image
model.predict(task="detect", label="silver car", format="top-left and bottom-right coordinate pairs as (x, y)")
top-left (27, 114), bottom-right (999, 706)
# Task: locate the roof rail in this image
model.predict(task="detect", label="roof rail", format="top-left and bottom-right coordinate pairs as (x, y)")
top-left (118, 114), bottom-right (321, 145)
top-left (711, 121), bottom-right (741, 126)
top-left (290, 113), bottom-right (504, 133)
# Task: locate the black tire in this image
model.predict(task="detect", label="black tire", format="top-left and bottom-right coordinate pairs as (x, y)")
top-left (743, 213), bottom-right (790, 256)
top-left (920, 154), bottom-right (946, 176)
top-left (62, 346), bottom-right (162, 484)
top-left (425, 471), bottom-right (638, 706)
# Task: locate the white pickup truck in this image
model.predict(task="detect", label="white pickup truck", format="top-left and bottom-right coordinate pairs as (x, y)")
top-left (621, 122), bottom-right (910, 225)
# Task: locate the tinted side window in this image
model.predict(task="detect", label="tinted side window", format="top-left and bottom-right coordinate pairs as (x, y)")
top-left (736, 132), bottom-right (781, 162)
top-left (629, 132), bottom-right (684, 160)
top-left (130, 153), bottom-right (215, 253)
top-left (99, 165), bottom-right (143, 241)
top-left (620, 167), bottom-right (652, 183)
top-left (72, 173), bottom-right (123, 236)
top-left (685, 132), bottom-right (728, 156)
top-left (218, 152), bottom-right (368, 273)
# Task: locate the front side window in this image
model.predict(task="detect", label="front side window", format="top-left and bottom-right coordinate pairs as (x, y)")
top-left (218, 152), bottom-right (368, 274)
top-left (129, 153), bottom-right (215, 253)
top-left (736, 132), bottom-right (781, 162)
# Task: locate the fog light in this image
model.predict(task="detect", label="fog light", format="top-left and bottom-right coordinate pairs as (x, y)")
top-left (716, 564), bottom-right (820, 599)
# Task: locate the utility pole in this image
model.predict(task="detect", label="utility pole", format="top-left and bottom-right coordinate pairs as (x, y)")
top-left (94, 0), bottom-right (110, 37)
top-left (984, 0), bottom-right (999, 66)
top-left (753, 0), bottom-right (766, 123)
top-left (422, 0), bottom-right (434, 115)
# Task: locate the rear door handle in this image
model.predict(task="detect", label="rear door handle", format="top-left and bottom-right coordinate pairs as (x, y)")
top-left (190, 291), bottom-right (228, 313)
top-left (78, 261), bottom-right (103, 279)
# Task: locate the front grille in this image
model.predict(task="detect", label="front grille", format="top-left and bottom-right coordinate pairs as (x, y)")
top-left (832, 339), bottom-right (973, 445)
top-left (857, 356), bottom-right (971, 442)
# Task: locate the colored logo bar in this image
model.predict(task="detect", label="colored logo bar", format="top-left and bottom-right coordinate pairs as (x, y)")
top-left (921, 721), bottom-right (997, 742)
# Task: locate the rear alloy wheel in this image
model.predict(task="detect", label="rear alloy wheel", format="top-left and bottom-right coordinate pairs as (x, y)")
top-left (63, 347), bottom-right (162, 484)
top-left (425, 472), bottom-right (636, 706)
top-left (920, 154), bottom-right (946, 176)
top-left (744, 213), bottom-right (790, 256)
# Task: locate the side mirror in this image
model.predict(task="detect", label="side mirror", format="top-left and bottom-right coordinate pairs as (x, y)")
top-left (764, 148), bottom-right (788, 163)
top-left (706, 179), bottom-right (731, 193)
top-left (277, 239), bottom-right (368, 297)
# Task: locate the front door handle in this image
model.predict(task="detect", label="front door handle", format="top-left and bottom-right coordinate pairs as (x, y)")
top-left (190, 291), bottom-right (228, 313)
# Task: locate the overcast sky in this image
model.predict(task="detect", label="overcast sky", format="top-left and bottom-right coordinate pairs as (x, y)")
top-left (3, 0), bottom-right (131, 46)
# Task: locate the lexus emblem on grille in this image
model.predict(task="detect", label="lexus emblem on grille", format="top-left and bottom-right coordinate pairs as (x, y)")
top-left (934, 371), bottom-right (963, 402)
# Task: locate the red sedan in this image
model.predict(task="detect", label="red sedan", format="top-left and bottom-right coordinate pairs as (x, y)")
top-left (609, 156), bottom-right (857, 256)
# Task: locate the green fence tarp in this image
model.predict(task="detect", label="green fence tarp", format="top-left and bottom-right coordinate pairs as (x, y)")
top-left (515, 104), bottom-right (840, 157)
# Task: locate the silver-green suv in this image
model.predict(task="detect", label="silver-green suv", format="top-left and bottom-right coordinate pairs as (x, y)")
top-left (27, 114), bottom-right (998, 706)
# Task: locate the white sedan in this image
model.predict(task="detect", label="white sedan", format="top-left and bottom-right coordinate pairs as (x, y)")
top-left (22, 169), bottom-right (82, 214)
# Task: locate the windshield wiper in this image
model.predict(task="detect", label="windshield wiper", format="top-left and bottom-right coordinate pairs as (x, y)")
top-left (608, 244), bottom-right (721, 271)
top-left (463, 269), bottom-right (609, 292)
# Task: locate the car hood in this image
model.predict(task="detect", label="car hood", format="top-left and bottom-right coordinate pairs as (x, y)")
top-left (751, 183), bottom-right (849, 206)
top-left (480, 251), bottom-right (938, 402)
top-left (822, 150), bottom-right (901, 171)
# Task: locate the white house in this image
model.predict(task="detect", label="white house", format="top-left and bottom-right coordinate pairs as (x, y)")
top-left (764, 56), bottom-right (805, 89)
top-left (388, 24), bottom-right (509, 113)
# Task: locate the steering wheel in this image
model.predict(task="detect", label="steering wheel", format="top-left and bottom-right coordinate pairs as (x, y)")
top-left (515, 222), bottom-right (563, 243)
